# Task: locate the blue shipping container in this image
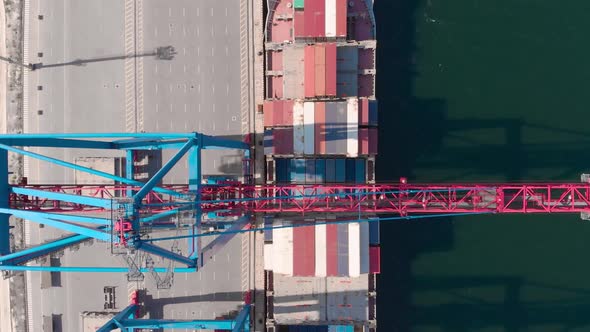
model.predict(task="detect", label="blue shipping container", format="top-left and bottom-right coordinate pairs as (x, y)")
top-left (345, 158), bottom-right (356, 183)
top-left (335, 159), bottom-right (346, 183)
top-left (328, 326), bottom-right (354, 332)
top-left (264, 129), bottom-right (273, 155)
top-left (290, 159), bottom-right (306, 183)
top-left (355, 159), bottom-right (365, 183)
top-left (369, 219), bottom-right (380, 245)
top-left (276, 158), bottom-right (289, 183)
top-left (305, 159), bottom-right (316, 184)
top-left (326, 159), bottom-right (336, 183)
top-left (288, 326), bottom-right (330, 332)
top-left (369, 100), bottom-right (378, 126)
top-left (316, 159), bottom-right (326, 183)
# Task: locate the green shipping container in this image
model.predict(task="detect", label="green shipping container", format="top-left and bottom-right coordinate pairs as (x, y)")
top-left (294, 0), bottom-right (304, 9)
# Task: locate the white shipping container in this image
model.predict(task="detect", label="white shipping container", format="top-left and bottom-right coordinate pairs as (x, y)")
top-left (303, 102), bottom-right (315, 155)
top-left (325, 0), bottom-right (337, 37)
top-left (315, 224), bottom-right (327, 277)
top-left (273, 227), bottom-right (294, 275)
top-left (360, 221), bottom-right (370, 274)
top-left (293, 100), bottom-right (305, 155)
top-left (347, 98), bottom-right (359, 157)
top-left (264, 243), bottom-right (274, 271)
top-left (348, 222), bottom-right (361, 277)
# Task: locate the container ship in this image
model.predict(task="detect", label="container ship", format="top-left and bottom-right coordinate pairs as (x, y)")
top-left (262, 1), bottom-right (379, 331)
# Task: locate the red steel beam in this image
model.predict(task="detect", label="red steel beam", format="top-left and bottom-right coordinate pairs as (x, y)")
top-left (8, 183), bottom-right (590, 215)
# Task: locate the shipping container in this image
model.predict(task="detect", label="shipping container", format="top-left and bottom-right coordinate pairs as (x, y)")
top-left (335, 102), bottom-right (348, 153)
top-left (304, 45), bottom-right (316, 98)
top-left (264, 129), bottom-right (273, 155)
top-left (335, 159), bottom-right (345, 183)
top-left (303, 102), bottom-right (315, 154)
top-left (359, 127), bottom-right (369, 155)
top-left (359, 98), bottom-right (369, 126)
top-left (274, 128), bottom-right (294, 155)
top-left (294, 10), bottom-right (305, 38)
top-left (337, 223), bottom-right (349, 276)
top-left (345, 158), bottom-right (356, 183)
top-left (369, 245), bottom-right (380, 274)
top-left (273, 227), bottom-right (293, 275)
top-left (275, 158), bottom-right (289, 183)
top-left (269, 50), bottom-right (284, 71)
top-left (325, 0), bottom-right (337, 37)
top-left (314, 0), bottom-right (326, 37)
top-left (325, 159), bottom-right (336, 183)
top-left (326, 223), bottom-right (338, 276)
top-left (305, 159), bottom-right (316, 183)
top-left (356, 158), bottom-right (366, 183)
top-left (294, 0), bottom-right (304, 10)
top-left (304, 0), bottom-right (316, 37)
top-left (347, 98), bottom-right (359, 157)
top-left (293, 101), bottom-right (305, 154)
top-left (287, 326), bottom-right (330, 332)
top-left (315, 159), bottom-right (326, 183)
top-left (336, 0), bottom-right (347, 37)
top-left (328, 326), bottom-right (354, 332)
top-left (369, 99), bottom-right (378, 126)
top-left (293, 225), bottom-right (315, 276)
top-left (268, 76), bottom-right (284, 99)
top-left (314, 102), bottom-right (326, 154)
top-left (369, 127), bottom-right (378, 155)
top-left (369, 220), bottom-right (380, 245)
top-left (290, 159), bottom-right (305, 183)
top-left (264, 243), bottom-right (273, 270)
top-left (315, 223), bottom-right (327, 277)
top-left (336, 46), bottom-right (359, 97)
top-left (325, 43), bottom-right (337, 96)
top-left (360, 221), bottom-right (370, 274)
top-left (263, 101), bottom-right (274, 127)
top-left (283, 47), bottom-right (305, 99)
top-left (264, 216), bottom-right (273, 242)
top-left (348, 222), bottom-right (360, 277)
top-left (315, 44), bottom-right (326, 96)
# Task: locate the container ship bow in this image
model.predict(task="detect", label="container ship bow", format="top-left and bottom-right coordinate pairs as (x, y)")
top-left (262, 1), bottom-right (379, 331)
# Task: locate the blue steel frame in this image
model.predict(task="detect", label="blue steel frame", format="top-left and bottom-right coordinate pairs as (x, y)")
top-left (0, 133), bottom-right (250, 272)
top-left (97, 304), bottom-right (251, 332)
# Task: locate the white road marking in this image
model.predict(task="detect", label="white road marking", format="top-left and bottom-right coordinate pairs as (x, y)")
top-left (226, 84), bottom-right (230, 96)
top-left (196, 27), bottom-right (199, 37)
top-left (168, 7), bottom-right (172, 17)
top-left (155, 64), bottom-right (158, 73)
top-left (211, 47), bottom-right (215, 57)
top-left (169, 103), bottom-right (173, 112)
top-left (154, 26), bottom-right (158, 37)
top-left (225, 25), bottom-right (228, 36)
top-left (226, 7), bottom-right (228, 17)
top-left (197, 7), bottom-right (199, 16)
top-left (212, 64), bottom-right (215, 73)
top-left (183, 47), bottom-right (186, 56)
top-left (210, 7), bottom-right (214, 16)
top-left (184, 104), bottom-right (187, 112)
top-left (211, 26), bottom-right (214, 38)
top-left (155, 83), bottom-right (158, 94)
top-left (183, 64), bottom-right (186, 73)
top-left (183, 7), bottom-right (186, 17)
top-left (156, 104), bottom-right (159, 113)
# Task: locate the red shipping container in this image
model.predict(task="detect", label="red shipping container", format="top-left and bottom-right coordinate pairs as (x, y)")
top-left (359, 98), bottom-right (369, 125)
top-left (314, 102), bottom-right (326, 154)
top-left (369, 246), bottom-right (380, 274)
top-left (315, 44), bottom-right (326, 96)
top-left (264, 101), bottom-right (274, 127)
top-left (304, 46), bottom-right (316, 98)
top-left (273, 100), bottom-right (284, 127)
top-left (368, 127), bottom-right (378, 155)
top-left (269, 76), bottom-right (283, 99)
top-left (293, 225), bottom-right (316, 276)
top-left (304, 2), bottom-right (316, 37)
top-left (274, 128), bottom-right (294, 155)
top-left (359, 127), bottom-right (369, 155)
top-left (325, 43), bottom-right (337, 96)
top-left (314, 0), bottom-right (326, 37)
top-left (294, 10), bottom-right (305, 38)
top-left (336, 0), bottom-right (347, 37)
top-left (326, 223), bottom-right (339, 276)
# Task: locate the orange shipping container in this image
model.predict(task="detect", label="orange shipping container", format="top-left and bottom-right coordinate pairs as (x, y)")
top-left (304, 46), bottom-right (316, 98)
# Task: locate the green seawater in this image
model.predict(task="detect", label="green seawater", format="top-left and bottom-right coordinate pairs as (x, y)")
top-left (374, 1), bottom-right (590, 331)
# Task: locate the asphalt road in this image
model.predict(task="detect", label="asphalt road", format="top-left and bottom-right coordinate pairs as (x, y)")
top-left (22, 1), bottom-right (250, 331)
